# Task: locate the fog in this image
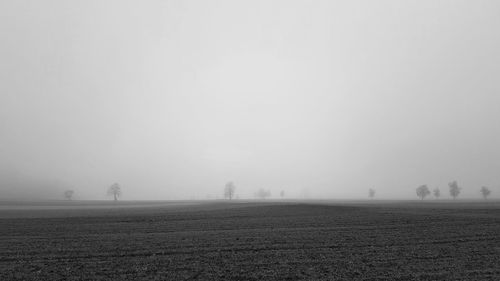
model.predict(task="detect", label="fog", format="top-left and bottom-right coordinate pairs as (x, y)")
top-left (1, 1), bottom-right (499, 200)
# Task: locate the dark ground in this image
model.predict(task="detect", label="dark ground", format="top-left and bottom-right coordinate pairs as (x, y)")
top-left (0, 200), bottom-right (499, 280)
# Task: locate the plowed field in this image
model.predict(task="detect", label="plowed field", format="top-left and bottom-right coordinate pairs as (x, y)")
top-left (1, 201), bottom-right (499, 280)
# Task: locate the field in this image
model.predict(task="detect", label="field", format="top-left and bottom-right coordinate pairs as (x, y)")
top-left (1, 200), bottom-right (499, 280)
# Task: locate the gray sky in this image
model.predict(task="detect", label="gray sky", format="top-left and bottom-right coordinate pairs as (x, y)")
top-left (1, 0), bottom-right (499, 200)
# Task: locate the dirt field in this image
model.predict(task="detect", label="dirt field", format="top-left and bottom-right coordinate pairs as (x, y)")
top-left (1, 200), bottom-right (499, 280)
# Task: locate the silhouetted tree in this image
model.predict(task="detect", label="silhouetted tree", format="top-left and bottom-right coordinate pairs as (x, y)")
top-left (255, 188), bottom-right (271, 199)
top-left (448, 181), bottom-right (461, 200)
top-left (368, 188), bottom-right (376, 199)
top-left (280, 190), bottom-right (285, 199)
top-left (64, 190), bottom-right (74, 200)
top-left (480, 186), bottom-right (491, 200)
top-left (433, 188), bottom-right (440, 199)
top-left (416, 185), bottom-right (430, 200)
top-left (224, 181), bottom-right (236, 200)
top-left (107, 183), bottom-right (121, 201)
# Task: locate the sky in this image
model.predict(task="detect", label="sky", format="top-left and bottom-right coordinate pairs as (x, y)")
top-left (1, 0), bottom-right (500, 200)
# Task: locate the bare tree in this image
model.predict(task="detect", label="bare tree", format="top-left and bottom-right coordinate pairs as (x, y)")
top-left (64, 190), bottom-right (74, 200)
top-left (224, 181), bottom-right (236, 200)
top-left (416, 185), bottom-right (430, 200)
top-left (368, 188), bottom-right (376, 199)
top-left (255, 188), bottom-right (271, 199)
top-left (107, 183), bottom-right (121, 201)
top-left (480, 186), bottom-right (491, 200)
top-left (433, 188), bottom-right (440, 199)
top-left (280, 190), bottom-right (285, 199)
top-left (448, 181), bottom-right (461, 200)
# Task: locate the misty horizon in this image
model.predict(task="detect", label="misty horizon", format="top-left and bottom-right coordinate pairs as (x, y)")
top-left (1, 1), bottom-right (500, 201)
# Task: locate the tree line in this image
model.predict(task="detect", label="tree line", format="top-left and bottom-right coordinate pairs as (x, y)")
top-left (61, 180), bottom-right (494, 201)
top-left (223, 181), bottom-right (280, 200)
top-left (370, 180), bottom-right (493, 200)
top-left (62, 183), bottom-right (122, 201)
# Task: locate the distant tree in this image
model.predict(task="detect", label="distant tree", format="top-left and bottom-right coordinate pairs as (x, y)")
top-left (107, 183), bottom-right (121, 201)
top-left (300, 188), bottom-right (310, 199)
top-left (224, 181), bottom-right (236, 200)
top-left (433, 188), bottom-right (440, 199)
top-left (255, 188), bottom-right (271, 199)
top-left (448, 181), bottom-right (461, 200)
top-left (480, 186), bottom-right (491, 200)
top-left (64, 190), bottom-right (74, 200)
top-left (416, 185), bottom-right (431, 200)
top-left (280, 190), bottom-right (285, 199)
top-left (368, 188), bottom-right (376, 199)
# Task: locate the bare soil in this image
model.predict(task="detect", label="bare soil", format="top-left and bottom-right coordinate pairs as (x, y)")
top-left (1, 201), bottom-right (499, 280)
